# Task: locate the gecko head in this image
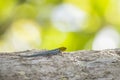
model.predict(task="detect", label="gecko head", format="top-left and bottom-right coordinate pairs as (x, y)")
top-left (58, 47), bottom-right (67, 51)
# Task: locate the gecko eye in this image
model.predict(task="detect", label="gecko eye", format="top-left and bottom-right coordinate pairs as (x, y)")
top-left (59, 47), bottom-right (67, 51)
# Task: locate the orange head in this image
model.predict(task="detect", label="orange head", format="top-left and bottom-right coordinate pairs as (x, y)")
top-left (58, 47), bottom-right (67, 51)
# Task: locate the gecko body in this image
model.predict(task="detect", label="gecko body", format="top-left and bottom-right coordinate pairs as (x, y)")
top-left (19, 47), bottom-right (66, 57)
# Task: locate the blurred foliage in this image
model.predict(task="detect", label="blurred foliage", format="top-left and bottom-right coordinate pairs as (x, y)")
top-left (0, 0), bottom-right (120, 51)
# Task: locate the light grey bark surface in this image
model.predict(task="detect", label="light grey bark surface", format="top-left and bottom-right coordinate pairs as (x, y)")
top-left (0, 49), bottom-right (120, 80)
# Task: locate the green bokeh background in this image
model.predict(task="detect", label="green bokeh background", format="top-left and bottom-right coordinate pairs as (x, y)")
top-left (0, 0), bottom-right (120, 51)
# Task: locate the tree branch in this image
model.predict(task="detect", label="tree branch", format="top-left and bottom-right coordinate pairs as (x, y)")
top-left (0, 49), bottom-right (120, 80)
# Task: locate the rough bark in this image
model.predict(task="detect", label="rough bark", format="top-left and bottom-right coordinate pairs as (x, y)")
top-left (0, 49), bottom-right (120, 80)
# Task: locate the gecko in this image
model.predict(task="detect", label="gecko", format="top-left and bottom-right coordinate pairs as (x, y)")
top-left (19, 47), bottom-right (66, 57)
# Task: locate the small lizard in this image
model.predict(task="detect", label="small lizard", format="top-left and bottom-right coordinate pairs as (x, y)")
top-left (19, 47), bottom-right (66, 57)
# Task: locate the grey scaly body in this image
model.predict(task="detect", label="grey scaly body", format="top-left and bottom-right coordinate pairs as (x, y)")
top-left (19, 47), bottom-right (66, 57)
